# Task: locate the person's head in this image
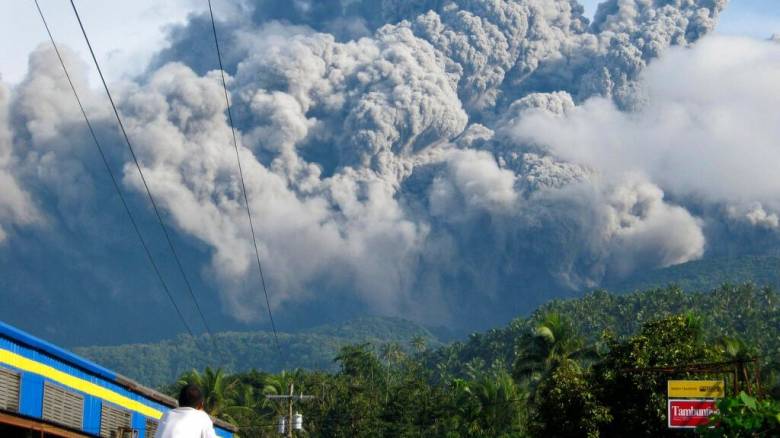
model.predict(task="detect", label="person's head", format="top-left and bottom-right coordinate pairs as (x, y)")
top-left (178, 384), bottom-right (205, 410)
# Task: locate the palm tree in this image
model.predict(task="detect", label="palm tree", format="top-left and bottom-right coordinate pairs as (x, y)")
top-left (449, 370), bottom-right (527, 436)
top-left (380, 342), bottom-right (406, 365)
top-left (410, 336), bottom-right (427, 353)
top-left (473, 370), bottom-right (527, 436)
top-left (260, 370), bottom-right (295, 397)
top-left (258, 369), bottom-right (314, 419)
top-left (684, 311), bottom-right (707, 346)
top-left (715, 336), bottom-right (757, 394)
top-left (512, 312), bottom-right (595, 385)
top-left (226, 382), bottom-right (259, 413)
top-left (177, 367), bottom-right (237, 417)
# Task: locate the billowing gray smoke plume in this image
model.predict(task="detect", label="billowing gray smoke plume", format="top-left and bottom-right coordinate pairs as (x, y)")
top-left (514, 35), bottom-right (780, 219)
top-left (7, 0), bottom-right (780, 340)
top-left (0, 80), bottom-right (39, 242)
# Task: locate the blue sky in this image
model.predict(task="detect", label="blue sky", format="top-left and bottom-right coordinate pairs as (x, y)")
top-left (581, 0), bottom-right (779, 38)
top-left (715, 0), bottom-right (780, 38)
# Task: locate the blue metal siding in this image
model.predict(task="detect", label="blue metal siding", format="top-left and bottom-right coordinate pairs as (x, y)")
top-left (18, 372), bottom-right (43, 418)
top-left (1, 326), bottom-right (234, 438)
top-left (0, 321), bottom-right (116, 381)
top-left (8, 339), bottom-right (151, 411)
top-left (132, 412), bottom-right (147, 438)
top-left (216, 426), bottom-right (233, 438)
top-left (83, 395), bottom-right (102, 436)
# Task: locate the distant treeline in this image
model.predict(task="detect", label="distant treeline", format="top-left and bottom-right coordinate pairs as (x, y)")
top-left (425, 282), bottom-right (780, 380)
top-left (75, 316), bottom-right (439, 388)
top-left (169, 283), bottom-right (780, 437)
top-left (78, 281), bottom-right (780, 391)
top-left (76, 254), bottom-right (780, 389)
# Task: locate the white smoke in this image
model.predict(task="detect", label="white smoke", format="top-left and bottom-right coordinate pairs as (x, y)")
top-left (513, 35), bottom-right (780, 208)
top-left (5, 45), bottom-right (122, 236)
top-left (114, 61), bottom-right (432, 320)
top-left (728, 203), bottom-right (780, 231)
top-left (3, 0), bottom-right (754, 327)
top-left (0, 79), bottom-right (40, 242)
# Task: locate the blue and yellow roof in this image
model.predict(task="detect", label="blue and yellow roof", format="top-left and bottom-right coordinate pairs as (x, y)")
top-left (0, 321), bottom-right (236, 437)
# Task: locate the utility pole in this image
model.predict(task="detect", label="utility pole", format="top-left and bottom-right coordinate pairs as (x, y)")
top-left (266, 383), bottom-right (315, 437)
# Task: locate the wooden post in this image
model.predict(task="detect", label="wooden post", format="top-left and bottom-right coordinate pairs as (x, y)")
top-left (288, 383), bottom-right (294, 438)
top-left (265, 383), bottom-right (314, 436)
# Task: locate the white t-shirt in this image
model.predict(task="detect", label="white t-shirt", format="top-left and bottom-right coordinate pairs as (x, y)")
top-left (154, 407), bottom-right (219, 438)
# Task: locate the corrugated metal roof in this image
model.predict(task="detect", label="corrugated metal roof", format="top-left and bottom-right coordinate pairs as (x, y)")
top-left (0, 320), bottom-right (238, 433)
top-left (0, 321), bottom-right (116, 381)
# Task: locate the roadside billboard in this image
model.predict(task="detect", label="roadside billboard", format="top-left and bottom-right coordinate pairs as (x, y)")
top-left (668, 399), bottom-right (718, 428)
top-left (668, 380), bottom-right (725, 399)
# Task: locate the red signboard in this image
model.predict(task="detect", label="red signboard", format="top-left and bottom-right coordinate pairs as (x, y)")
top-left (668, 399), bottom-right (717, 428)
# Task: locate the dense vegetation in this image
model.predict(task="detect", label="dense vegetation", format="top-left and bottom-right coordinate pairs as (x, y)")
top-left (76, 255), bottom-right (780, 388)
top-left (75, 317), bottom-right (439, 387)
top-left (426, 283), bottom-right (780, 381)
top-left (166, 283), bottom-right (780, 437)
top-left (606, 255), bottom-right (780, 294)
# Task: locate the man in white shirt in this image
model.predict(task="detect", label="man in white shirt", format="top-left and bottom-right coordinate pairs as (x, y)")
top-left (155, 384), bottom-right (219, 438)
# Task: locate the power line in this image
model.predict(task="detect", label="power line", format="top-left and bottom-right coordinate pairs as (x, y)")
top-left (233, 395), bottom-right (530, 430)
top-left (265, 383), bottom-right (315, 437)
top-left (67, 0), bottom-right (214, 340)
top-left (32, 0), bottom-right (194, 337)
top-left (620, 357), bottom-right (764, 374)
top-left (206, 0), bottom-right (281, 353)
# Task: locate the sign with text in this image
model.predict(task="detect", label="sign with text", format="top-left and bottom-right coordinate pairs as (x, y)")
top-left (668, 399), bottom-right (717, 429)
top-left (668, 380), bottom-right (725, 399)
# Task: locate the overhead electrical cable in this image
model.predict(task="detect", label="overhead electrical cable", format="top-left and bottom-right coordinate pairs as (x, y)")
top-left (67, 0), bottom-right (215, 341)
top-left (33, 0), bottom-right (194, 337)
top-left (206, 0), bottom-right (281, 353)
top-left (233, 396), bottom-right (531, 430)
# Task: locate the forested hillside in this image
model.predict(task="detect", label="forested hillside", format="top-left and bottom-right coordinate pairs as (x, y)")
top-left (78, 279), bottom-right (780, 392)
top-left (75, 317), bottom-right (439, 387)
top-left (426, 283), bottom-right (780, 379)
top-left (167, 283), bottom-right (780, 437)
top-left (76, 253), bottom-right (780, 390)
top-left (608, 255), bottom-right (780, 294)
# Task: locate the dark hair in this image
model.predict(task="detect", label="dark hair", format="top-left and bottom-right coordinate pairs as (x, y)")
top-left (178, 384), bottom-right (205, 408)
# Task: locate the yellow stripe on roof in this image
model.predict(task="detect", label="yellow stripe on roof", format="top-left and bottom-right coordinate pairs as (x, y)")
top-left (0, 348), bottom-right (163, 419)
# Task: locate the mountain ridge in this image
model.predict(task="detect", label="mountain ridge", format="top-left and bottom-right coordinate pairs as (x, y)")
top-left (72, 254), bottom-right (780, 387)
top-left (73, 316), bottom-right (439, 387)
